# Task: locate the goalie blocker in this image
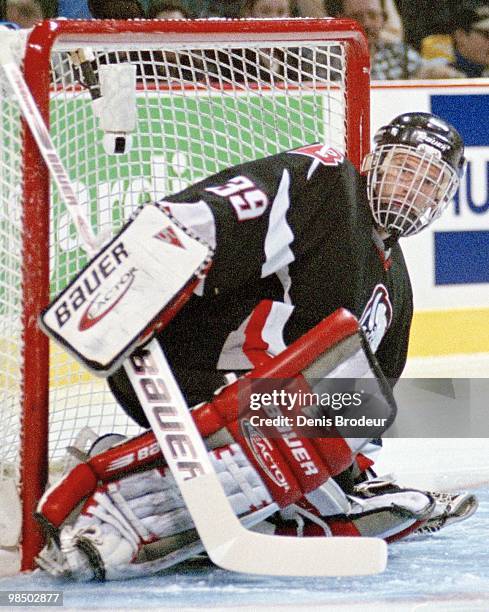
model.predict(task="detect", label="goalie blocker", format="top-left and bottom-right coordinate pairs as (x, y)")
top-left (37, 309), bottom-right (398, 579)
top-left (40, 204), bottom-right (213, 375)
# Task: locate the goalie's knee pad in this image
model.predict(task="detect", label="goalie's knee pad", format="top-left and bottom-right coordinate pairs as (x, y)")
top-left (37, 442), bottom-right (276, 581)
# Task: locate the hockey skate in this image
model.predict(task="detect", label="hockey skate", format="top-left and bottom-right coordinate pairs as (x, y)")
top-left (352, 467), bottom-right (478, 538)
top-left (413, 490), bottom-right (478, 535)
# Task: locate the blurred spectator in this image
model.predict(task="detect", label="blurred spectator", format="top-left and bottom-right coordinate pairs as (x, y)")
top-left (188, 0), bottom-right (329, 18)
top-left (237, 0), bottom-right (338, 82)
top-left (241, 0), bottom-right (291, 18)
top-left (230, 0), bottom-right (284, 80)
top-left (329, 0), bottom-right (462, 79)
top-left (147, 0), bottom-right (190, 18)
top-left (241, 0), bottom-right (329, 18)
top-left (87, 0), bottom-right (145, 18)
top-left (421, 3), bottom-right (489, 78)
top-left (380, 0), bottom-right (403, 43)
top-left (295, 0), bottom-right (327, 17)
top-left (57, 0), bottom-right (91, 18)
top-left (56, 0), bottom-right (149, 18)
top-left (421, 34), bottom-right (455, 63)
top-left (197, 0), bottom-right (289, 82)
top-left (234, 0), bottom-right (293, 80)
top-left (395, 0), bottom-right (454, 51)
top-left (448, 2), bottom-right (489, 77)
top-left (146, 1), bottom-right (195, 82)
top-left (328, 0), bottom-right (421, 78)
top-left (6, 0), bottom-right (43, 28)
top-left (87, 0), bottom-right (146, 82)
top-left (87, 0), bottom-right (198, 84)
top-left (193, 0), bottom-right (245, 17)
top-left (37, 0), bottom-right (55, 17)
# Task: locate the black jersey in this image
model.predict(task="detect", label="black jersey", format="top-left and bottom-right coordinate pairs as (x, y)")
top-left (109, 145), bottom-right (413, 427)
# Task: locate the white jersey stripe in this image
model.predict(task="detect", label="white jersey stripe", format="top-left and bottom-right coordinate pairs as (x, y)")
top-left (216, 314), bottom-right (254, 371)
top-left (276, 266), bottom-right (293, 305)
top-left (261, 170), bottom-right (295, 278)
top-left (261, 301), bottom-right (294, 357)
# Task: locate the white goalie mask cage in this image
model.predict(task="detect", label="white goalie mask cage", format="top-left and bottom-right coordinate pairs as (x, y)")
top-left (362, 144), bottom-right (460, 238)
top-left (361, 112), bottom-right (466, 238)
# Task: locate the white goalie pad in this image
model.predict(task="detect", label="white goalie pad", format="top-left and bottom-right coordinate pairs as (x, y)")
top-left (40, 204), bottom-right (213, 375)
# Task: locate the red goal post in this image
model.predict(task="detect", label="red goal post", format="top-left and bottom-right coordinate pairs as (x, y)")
top-left (0, 17), bottom-right (369, 572)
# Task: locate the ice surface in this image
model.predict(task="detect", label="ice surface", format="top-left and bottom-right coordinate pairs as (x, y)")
top-left (0, 486), bottom-right (487, 611)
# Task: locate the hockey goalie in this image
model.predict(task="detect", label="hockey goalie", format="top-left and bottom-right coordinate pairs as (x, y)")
top-left (37, 112), bottom-right (477, 580)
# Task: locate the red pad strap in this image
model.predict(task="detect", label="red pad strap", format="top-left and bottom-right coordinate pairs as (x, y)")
top-left (273, 435), bottom-right (329, 494)
top-left (88, 431), bottom-right (161, 480)
top-left (194, 308), bottom-right (360, 430)
top-left (192, 401), bottom-right (227, 438)
top-left (327, 519), bottom-right (362, 537)
top-left (37, 463), bottom-right (98, 529)
top-left (311, 437), bottom-right (355, 477)
top-left (355, 452), bottom-right (375, 474)
top-left (37, 434), bottom-right (165, 530)
top-left (226, 419), bottom-right (302, 507)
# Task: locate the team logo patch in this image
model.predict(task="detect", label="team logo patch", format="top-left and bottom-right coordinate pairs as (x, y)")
top-left (290, 144), bottom-right (345, 166)
top-left (359, 284), bottom-right (393, 353)
top-left (154, 226), bottom-right (185, 248)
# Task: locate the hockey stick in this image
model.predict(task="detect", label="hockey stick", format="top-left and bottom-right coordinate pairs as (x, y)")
top-left (1, 40), bottom-right (387, 576)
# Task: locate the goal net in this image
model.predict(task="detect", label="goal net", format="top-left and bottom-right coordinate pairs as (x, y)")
top-left (0, 17), bottom-right (369, 573)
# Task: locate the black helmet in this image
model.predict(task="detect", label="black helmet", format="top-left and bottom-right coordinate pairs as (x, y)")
top-left (373, 112), bottom-right (466, 177)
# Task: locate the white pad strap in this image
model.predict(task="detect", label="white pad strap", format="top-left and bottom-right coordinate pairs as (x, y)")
top-left (85, 493), bottom-right (140, 549)
top-left (305, 478), bottom-right (351, 516)
top-left (105, 444), bottom-right (272, 537)
top-left (104, 485), bottom-right (154, 543)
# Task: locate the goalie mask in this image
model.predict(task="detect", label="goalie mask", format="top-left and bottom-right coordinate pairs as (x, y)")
top-left (362, 112), bottom-right (466, 238)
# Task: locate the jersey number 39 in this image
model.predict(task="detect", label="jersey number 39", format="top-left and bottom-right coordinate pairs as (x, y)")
top-left (205, 176), bottom-right (269, 221)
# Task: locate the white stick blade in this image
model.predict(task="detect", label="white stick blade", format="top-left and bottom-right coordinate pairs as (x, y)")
top-left (180, 474), bottom-right (387, 577)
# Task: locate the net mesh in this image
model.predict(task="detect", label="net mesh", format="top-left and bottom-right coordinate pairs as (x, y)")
top-left (0, 77), bottom-right (23, 480)
top-left (1, 31), bottom-right (350, 481)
